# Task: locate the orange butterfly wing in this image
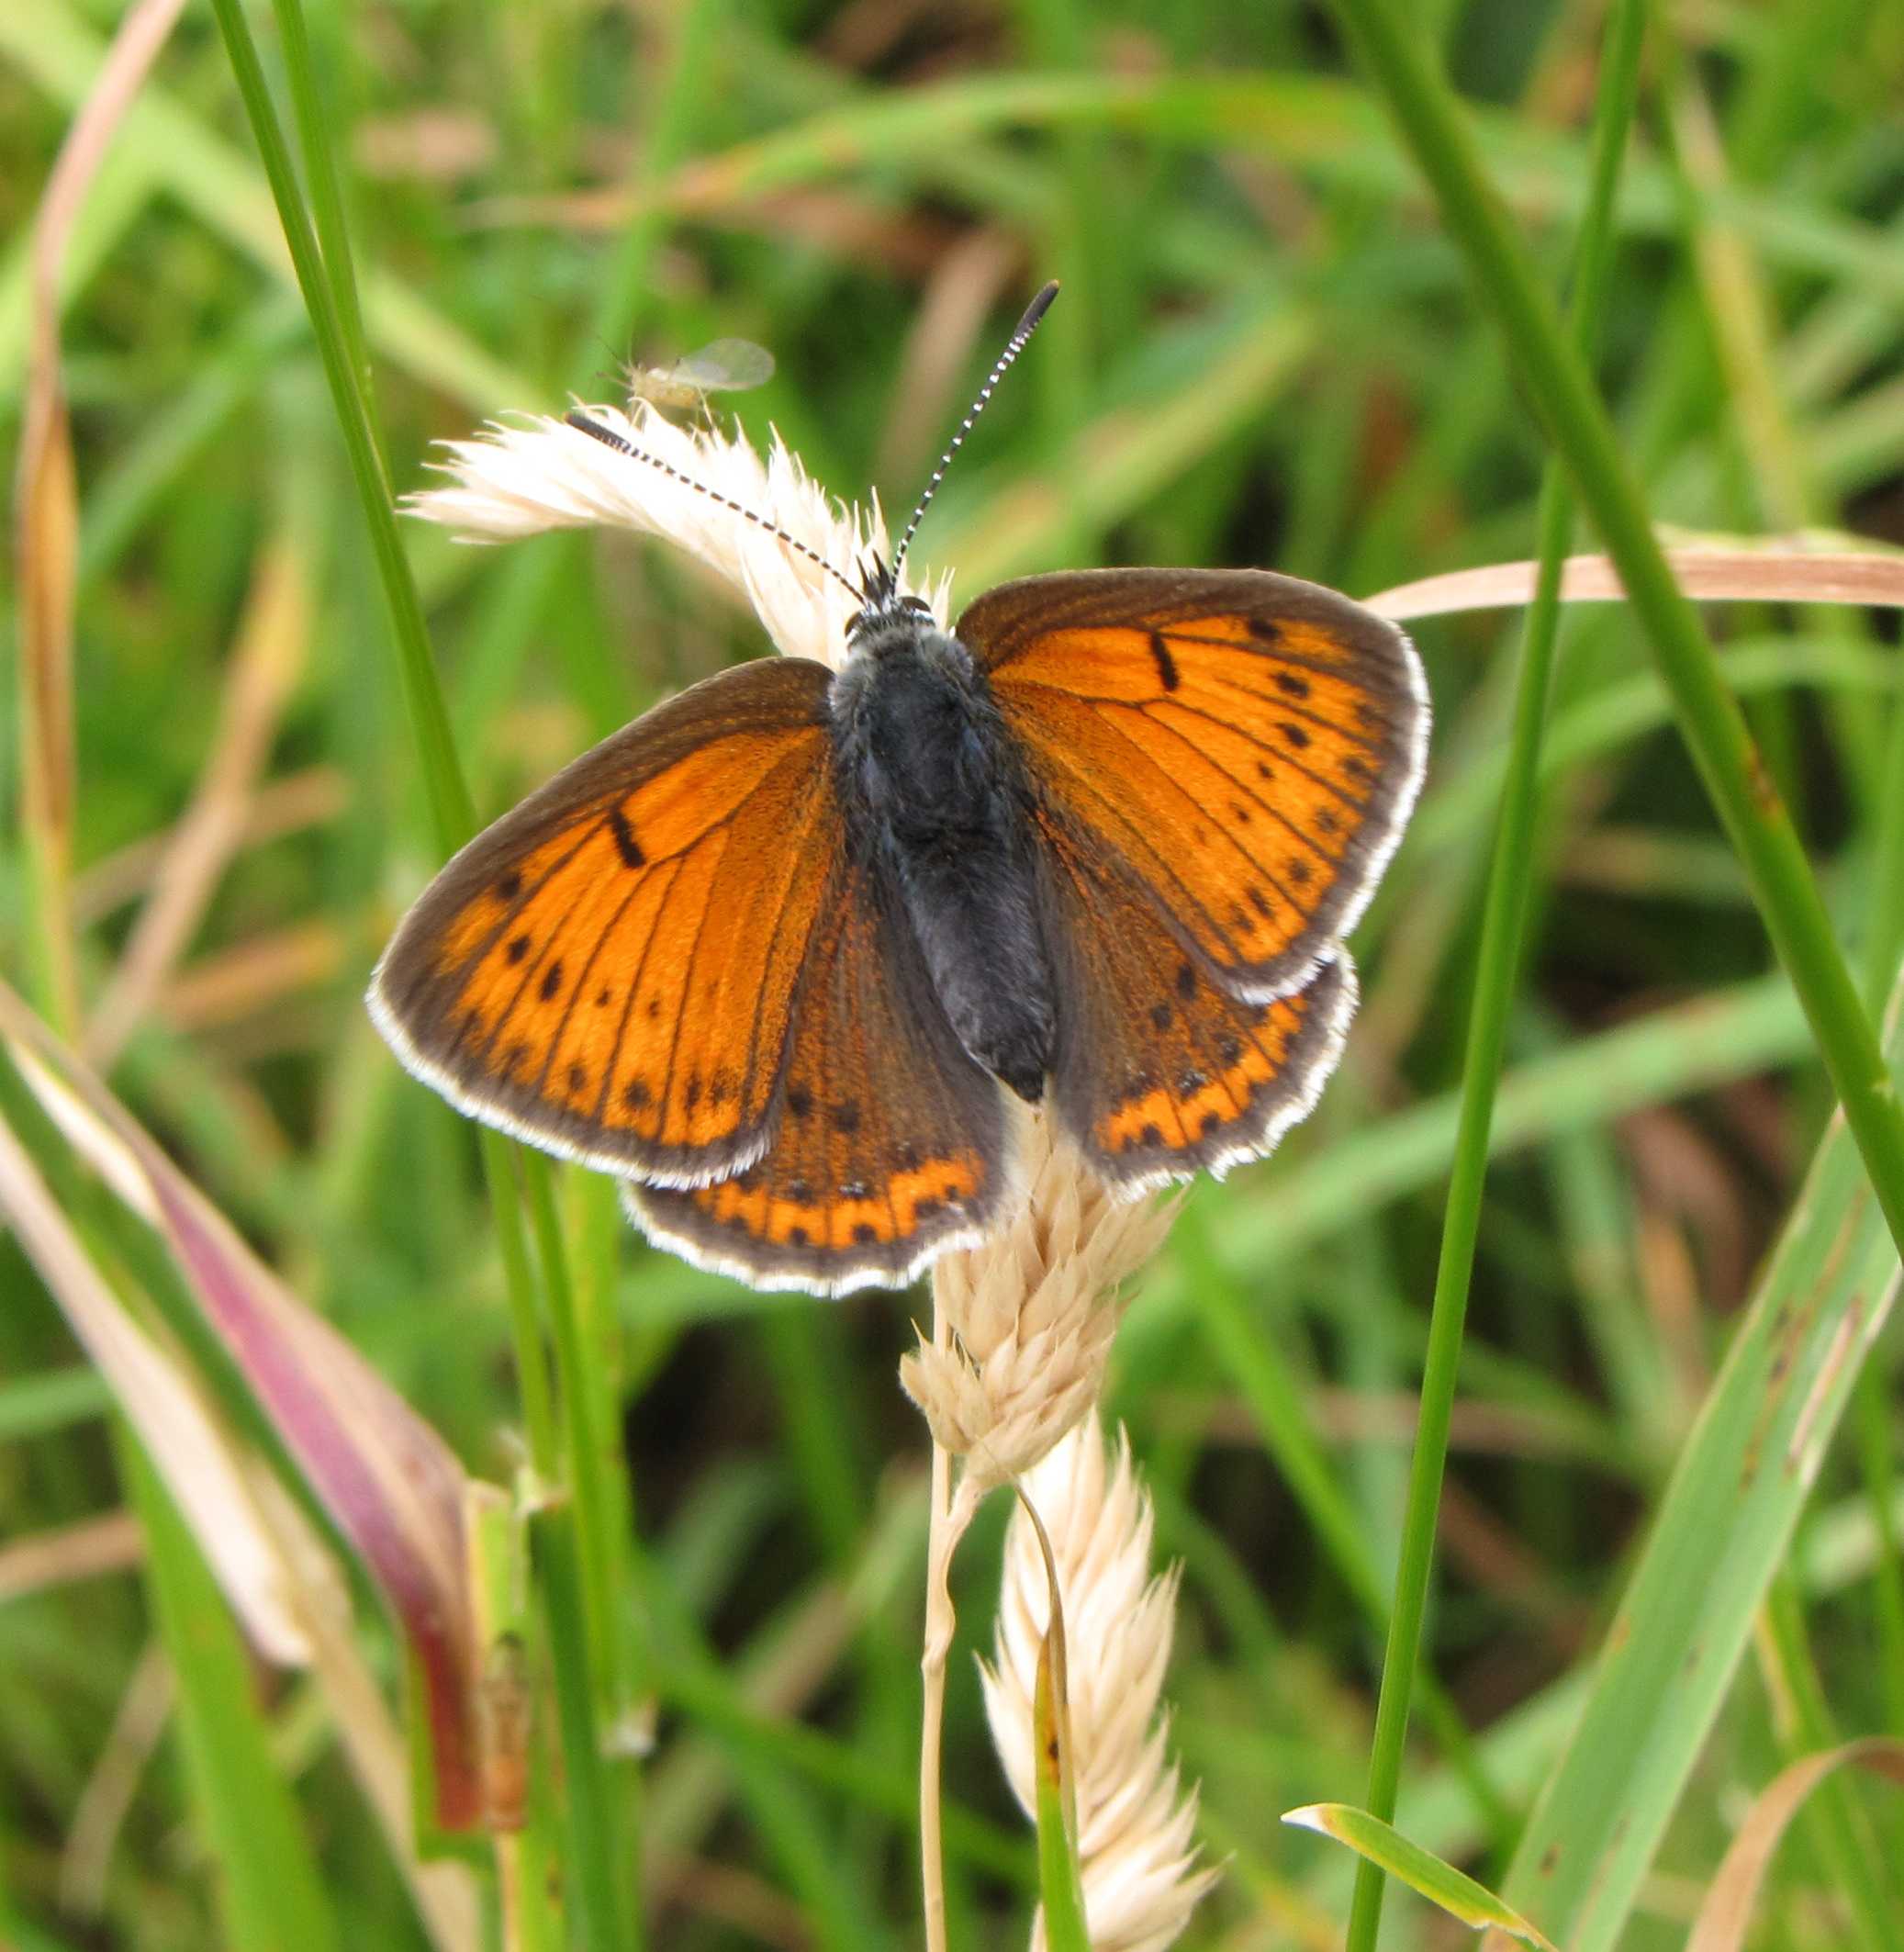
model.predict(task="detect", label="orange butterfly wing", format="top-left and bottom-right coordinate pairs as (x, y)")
top-left (961, 568), bottom-right (1426, 1002)
top-left (370, 657), bottom-right (840, 1184)
top-left (1035, 805), bottom-right (1354, 1185)
top-left (630, 854), bottom-right (1012, 1293)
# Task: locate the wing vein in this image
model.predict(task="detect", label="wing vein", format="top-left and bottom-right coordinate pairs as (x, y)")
top-left (734, 780), bottom-right (839, 1128)
top-left (1023, 733), bottom-right (1246, 959)
top-left (1099, 701), bottom-right (1313, 922)
top-left (1125, 692), bottom-right (1378, 818)
top-left (447, 817), bottom-right (603, 1054)
top-left (656, 827), bottom-right (736, 1139)
top-left (1185, 668), bottom-right (1394, 750)
top-left (528, 863), bottom-right (653, 1099)
top-left (623, 729), bottom-right (823, 864)
top-left (1153, 627), bottom-right (1394, 687)
top-left (588, 856), bottom-right (684, 1127)
top-left (1133, 700), bottom-right (1343, 870)
top-left (471, 864), bottom-right (596, 1071)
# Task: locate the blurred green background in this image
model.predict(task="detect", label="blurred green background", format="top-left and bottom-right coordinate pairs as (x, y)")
top-left (5, 0), bottom-right (1904, 1946)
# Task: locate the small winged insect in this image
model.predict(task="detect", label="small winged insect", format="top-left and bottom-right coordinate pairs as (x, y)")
top-left (624, 338), bottom-right (776, 415)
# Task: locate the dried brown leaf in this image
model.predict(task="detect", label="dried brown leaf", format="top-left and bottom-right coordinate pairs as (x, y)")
top-left (1686, 1739), bottom-right (1904, 1952)
top-left (1, 983), bottom-right (489, 1834)
top-left (16, 0), bottom-right (193, 1033)
top-left (0, 1106), bottom-right (309, 1664)
top-left (1364, 543), bottom-right (1904, 623)
top-left (88, 534), bottom-right (310, 1065)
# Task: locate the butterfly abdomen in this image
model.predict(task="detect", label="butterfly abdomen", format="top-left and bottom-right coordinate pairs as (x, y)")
top-left (832, 622), bottom-right (1056, 1103)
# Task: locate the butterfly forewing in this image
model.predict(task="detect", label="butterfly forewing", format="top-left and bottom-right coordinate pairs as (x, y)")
top-left (961, 568), bottom-right (1426, 1003)
top-left (371, 657), bottom-right (839, 1184)
top-left (630, 857), bottom-right (1012, 1293)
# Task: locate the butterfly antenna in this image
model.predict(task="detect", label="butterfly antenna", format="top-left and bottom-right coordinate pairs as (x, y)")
top-left (888, 280), bottom-right (1059, 581)
top-left (564, 410), bottom-right (865, 605)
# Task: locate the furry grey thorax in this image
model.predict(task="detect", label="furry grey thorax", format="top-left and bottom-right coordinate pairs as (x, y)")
top-left (829, 614), bottom-right (1056, 1101)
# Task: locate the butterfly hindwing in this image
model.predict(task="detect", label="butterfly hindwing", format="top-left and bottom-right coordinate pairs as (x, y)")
top-left (961, 567), bottom-right (1426, 1002)
top-left (370, 656), bottom-right (839, 1184)
top-left (630, 853), bottom-right (1012, 1293)
top-left (1036, 806), bottom-right (1356, 1189)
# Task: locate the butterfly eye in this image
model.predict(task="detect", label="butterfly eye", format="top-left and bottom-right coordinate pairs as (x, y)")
top-left (846, 581), bottom-right (934, 645)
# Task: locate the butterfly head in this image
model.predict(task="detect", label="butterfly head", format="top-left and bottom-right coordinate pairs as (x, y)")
top-left (846, 555), bottom-right (935, 645)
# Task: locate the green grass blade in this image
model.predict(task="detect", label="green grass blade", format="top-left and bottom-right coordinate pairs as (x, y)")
top-left (613, 71), bottom-right (1904, 305)
top-left (1034, 1727), bottom-right (1090, 1952)
top-left (0, 1364), bottom-right (108, 1443)
top-left (265, 0), bottom-right (372, 418)
top-left (533, 1505), bottom-right (638, 1948)
top-left (0, 0), bottom-right (536, 410)
top-left (203, 0), bottom-right (469, 851)
top-left (1494, 979), bottom-right (1904, 1946)
top-left (1323, 0), bottom-right (1904, 1269)
top-left (1135, 976), bottom-right (1810, 1341)
top-left (1287, 1803), bottom-right (1556, 1947)
top-left (1760, 1576), bottom-right (1904, 1950)
top-left (1177, 1212), bottom-right (1511, 1837)
top-left (1023, 1495), bottom-right (1090, 1952)
top-left (1342, 3), bottom-right (1647, 1942)
top-left (119, 1433), bottom-right (341, 1952)
top-left (202, 7), bottom-right (631, 1944)
top-left (1862, 616), bottom-right (1904, 1015)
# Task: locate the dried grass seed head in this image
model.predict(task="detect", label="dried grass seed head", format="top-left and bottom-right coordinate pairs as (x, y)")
top-left (902, 1116), bottom-right (1178, 1490)
top-left (981, 1416), bottom-right (1217, 1952)
top-left (408, 400), bottom-right (951, 672)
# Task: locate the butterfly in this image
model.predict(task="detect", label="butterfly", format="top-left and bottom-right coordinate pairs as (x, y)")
top-left (370, 286), bottom-right (1428, 1295)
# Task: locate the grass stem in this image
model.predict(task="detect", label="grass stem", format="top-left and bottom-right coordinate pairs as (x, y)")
top-left (1324, 0), bottom-right (1904, 1270)
top-left (206, 4), bottom-right (630, 1939)
top-left (1336, 3), bottom-right (1647, 1942)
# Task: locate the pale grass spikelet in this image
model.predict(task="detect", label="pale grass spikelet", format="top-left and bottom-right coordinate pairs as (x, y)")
top-left (408, 399), bottom-right (951, 671)
top-left (982, 1416), bottom-right (1217, 1952)
top-left (902, 1115), bottom-right (1177, 1496)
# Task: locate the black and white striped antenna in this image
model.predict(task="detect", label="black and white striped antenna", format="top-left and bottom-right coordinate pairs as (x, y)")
top-left (562, 409), bottom-right (866, 606)
top-left (888, 280), bottom-right (1059, 583)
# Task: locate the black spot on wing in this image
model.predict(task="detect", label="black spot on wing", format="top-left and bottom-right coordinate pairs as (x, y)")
top-left (606, 804), bottom-right (646, 869)
top-left (1148, 631), bottom-right (1180, 692)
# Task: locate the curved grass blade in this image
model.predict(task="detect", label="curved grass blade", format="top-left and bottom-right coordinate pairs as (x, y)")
top-left (1340, 6), bottom-right (1649, 1941)
top-left (120, 1439), bottom-right (342, 1952)
top-left (1284, 1804), bottom-right (1556, 1949)
top-left (1323, 0), bottom-right (1904, 1269)
top-left (1687, 1739), bottom-right (1904, 1952)
top-left (1495, 980), bottom-right (1904, 1946)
